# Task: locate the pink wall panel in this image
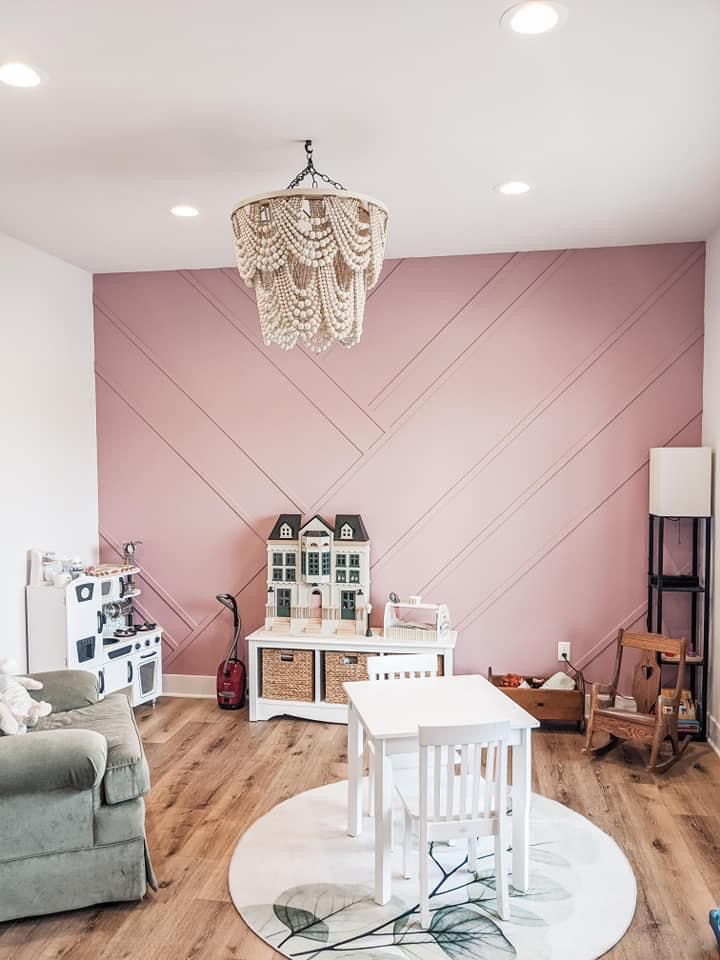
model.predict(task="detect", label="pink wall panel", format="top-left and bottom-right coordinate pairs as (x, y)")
top-left (94, 242), bottom-right (705, 681)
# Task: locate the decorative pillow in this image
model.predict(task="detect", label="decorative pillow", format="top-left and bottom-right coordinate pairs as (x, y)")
top-left (540, 671), bottom-right (576, 691)
top-left (0, 658), bottom-right (52, 735)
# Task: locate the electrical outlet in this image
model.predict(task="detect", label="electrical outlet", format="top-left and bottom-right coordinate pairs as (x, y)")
top-left (557, 641), bottom-right (571, 663)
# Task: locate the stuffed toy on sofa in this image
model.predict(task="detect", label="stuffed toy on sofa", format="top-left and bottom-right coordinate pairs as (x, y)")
top-left (0, 657), bottom-right (52, 735)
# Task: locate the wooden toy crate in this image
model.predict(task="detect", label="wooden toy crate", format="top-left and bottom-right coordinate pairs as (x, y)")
top-left (324, 651), bottom-right (369, 704)
top-left (261, 648), bottom-right (314, 702)
top-left (488, 667), bottom-right (585, 731)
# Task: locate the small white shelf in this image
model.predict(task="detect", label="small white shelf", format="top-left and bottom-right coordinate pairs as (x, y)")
top-left (247, 627), bottom-right (457, 724)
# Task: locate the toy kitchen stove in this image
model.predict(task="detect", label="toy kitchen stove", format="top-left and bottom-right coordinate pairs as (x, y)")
top-left (27, 545), bottom-right (163, 707)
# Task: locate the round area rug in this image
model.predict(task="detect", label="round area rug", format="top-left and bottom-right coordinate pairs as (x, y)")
top-left (230, 780), bottom-right (636, 960)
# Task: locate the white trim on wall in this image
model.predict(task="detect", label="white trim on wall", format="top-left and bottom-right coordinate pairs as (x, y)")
top-left (707, 712), bottom-right (720, 759)
top-left (162, 673), bottom-right (216, 699)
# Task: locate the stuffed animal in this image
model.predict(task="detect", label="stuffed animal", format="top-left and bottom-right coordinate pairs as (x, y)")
top-left (0, 657), bottom-right (52, 735)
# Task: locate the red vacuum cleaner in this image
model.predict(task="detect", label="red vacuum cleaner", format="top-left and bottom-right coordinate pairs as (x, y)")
top-left (215, 593), bottom-right (246, 709)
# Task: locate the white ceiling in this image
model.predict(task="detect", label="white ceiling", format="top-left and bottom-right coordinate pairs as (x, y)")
top-left (1, 0), bottom-right (720, 274)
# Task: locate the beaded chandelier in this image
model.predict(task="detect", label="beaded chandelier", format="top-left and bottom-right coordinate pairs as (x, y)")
top-left (230, 141), bottom-right (388, 352)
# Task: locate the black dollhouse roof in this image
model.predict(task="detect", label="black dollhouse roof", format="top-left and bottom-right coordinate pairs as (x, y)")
top-left (334, 515), bottom-right (369, 541)
top-left (268, 514), bottom-right (302, 539)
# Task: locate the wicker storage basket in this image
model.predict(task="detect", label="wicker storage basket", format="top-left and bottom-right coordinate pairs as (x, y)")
top-left (324, 651), bottom-right (369, 704)
top-left (261, 648), bottom-right (314, 702)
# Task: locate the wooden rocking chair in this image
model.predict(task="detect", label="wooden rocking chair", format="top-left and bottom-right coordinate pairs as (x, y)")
top-left (583, 629), bottom-right (691, 773)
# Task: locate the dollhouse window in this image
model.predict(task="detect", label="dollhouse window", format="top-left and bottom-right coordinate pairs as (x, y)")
top-left (273, 552), bottom-right (283, 566)
top-left (285, 552), bottom-right (295, 565)
top-left (336, 569), bottom-right (347, 583)
top-left (285, 568), bottom-right (296, 581)
top-left (322, 552), bottom-right (331, 576)
top-left (336, 554), bottom-right (346, 567)
top-left (340, 523), bottom-right (353, 539)
top-left (349, 569), bottom-right (360, 583)
top-left (273, 568), bottom-right (283, 581)
top-left (280, 523), bottom-right (292, 538)
top-left (349, 554), bottom-right (360, 567)
top-left (308, 552), bottom-right (320, 576)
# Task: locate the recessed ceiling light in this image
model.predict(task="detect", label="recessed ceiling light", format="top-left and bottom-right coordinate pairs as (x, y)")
top-left (0, 62), bottom-right (43, 87)
top-left (170, 205), bottom-right (199, 218)
top-left (495, 181), bottom-right (532, 196)
top-left (500, 2), bottom-right (567, 35)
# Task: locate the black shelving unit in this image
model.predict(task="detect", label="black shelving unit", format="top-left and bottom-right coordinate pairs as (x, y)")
top-left (647, 514), bottom-right (711, 740)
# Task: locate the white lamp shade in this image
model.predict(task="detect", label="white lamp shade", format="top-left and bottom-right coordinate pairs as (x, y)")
top-left (649, 447), bottom-right (712, 517)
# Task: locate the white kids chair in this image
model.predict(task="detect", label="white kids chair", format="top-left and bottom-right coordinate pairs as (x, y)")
top-left (364, 653), bottom-right (438, 818)
top-left (394, 720), bottom-right (511, 928)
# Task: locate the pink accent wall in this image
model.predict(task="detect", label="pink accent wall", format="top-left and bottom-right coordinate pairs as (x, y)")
top-left (93, 242), bottom-right (705, 683)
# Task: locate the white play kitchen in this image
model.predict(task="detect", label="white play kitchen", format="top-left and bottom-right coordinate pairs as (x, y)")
top-left (26, 543), bottom-right (162, 706)
top-left (247, 513), bottom-right (457, 722)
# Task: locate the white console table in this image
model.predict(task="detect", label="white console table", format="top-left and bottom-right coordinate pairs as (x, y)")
top-left (247, 627), bottom-right (457, 724)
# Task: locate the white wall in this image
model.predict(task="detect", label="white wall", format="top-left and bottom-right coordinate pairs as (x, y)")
top-left (703, 225), bottom-right (720, 749)
top-left (0, 232), bottom-right (98, 670)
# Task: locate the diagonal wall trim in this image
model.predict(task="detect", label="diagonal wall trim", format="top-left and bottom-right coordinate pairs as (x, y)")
top-left (94, 296), bottom-right (306, 516)
top-left (575, 601), bottom-right (648, 670)
top-left (418, 332), bottom-right (703, 601)
top-left (96, 367), bottom-right (273, 534)
top-left (182, 270), bottom-right (379, 449)
top-left (367, 253), bottom-right (516, 409)
top-left (372, 248), bottom-right (705, 574)
top-left (380, 250), bottom-right (571, 428)
top-left (380, 244), bottom-right (704, 432)
top-left (199, 268), bottom-right (386, 439)
top-left (100, 529), bottom-right (266, 668)
top-left (95, 243), bottom-right (705, 679)
top-left (307, 250), bottom-right (571, 516)
top-left (100, 530), bottom-right (197, 632)
top-left (454, 411), bottom-right (702, 633)
top-left (162, 565), bottom-right (267, 668)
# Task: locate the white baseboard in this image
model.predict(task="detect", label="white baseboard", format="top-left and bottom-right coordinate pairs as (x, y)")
top-left (162, 674), bottom-right (216, 699)
top-left (707, 713), bottom-right (720, 758)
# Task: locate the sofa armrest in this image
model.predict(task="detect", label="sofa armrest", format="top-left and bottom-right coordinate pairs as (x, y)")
top-left (0, 729), bottom-right (107, 795)
top-left (29, 670), bottom-right (99, 712)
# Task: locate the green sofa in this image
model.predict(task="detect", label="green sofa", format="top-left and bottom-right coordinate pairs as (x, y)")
top-left (0, 670), bottom-right (156, 921)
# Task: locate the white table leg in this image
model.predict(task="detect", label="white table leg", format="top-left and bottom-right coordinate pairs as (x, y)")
top-left (512, 727), bottom-right (532, 892)
top-left (374, 739), bottom-right (392, 904)
top-left (347, 702), bottom-right (364, 837)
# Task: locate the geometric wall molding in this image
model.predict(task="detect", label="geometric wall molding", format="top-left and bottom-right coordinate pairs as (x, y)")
top-left (94, 241), bottom-right (704, 678)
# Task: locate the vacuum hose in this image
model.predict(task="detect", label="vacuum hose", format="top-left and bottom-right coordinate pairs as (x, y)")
top-left (216, 593), bottom-right (242, 676)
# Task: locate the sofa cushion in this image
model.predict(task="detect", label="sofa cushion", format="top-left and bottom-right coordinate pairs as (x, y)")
top-left (29, 669), bottom-right (99, 712)
top-left (34, 693), bottom-right (150, 804)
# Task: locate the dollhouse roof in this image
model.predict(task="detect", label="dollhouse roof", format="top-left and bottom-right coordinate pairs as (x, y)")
top-left (267, 514), bottom-right (302, 539)
top-left (334, 515), bottom-right (369, 541)
top-left (299, 515), bottom-right (333, 536)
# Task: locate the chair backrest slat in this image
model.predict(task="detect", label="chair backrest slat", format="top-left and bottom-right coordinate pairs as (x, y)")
top-left (470, 742), bottom-right (481, 818)
top-left (419, 721), bottom-right (511, 825)
top-left (433, 743), bottom-right (442, 815)
top-left (367, 653), bottom-right (438, 681)
top-left (445, 744), bottom-right (455, 819)
top-left (622, 631), bottom-right (684, 657)
top-left (458, 743), bottom-right (469, 817)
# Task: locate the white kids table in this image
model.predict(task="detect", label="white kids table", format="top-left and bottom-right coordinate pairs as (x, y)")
top-left (344, 673), bottom-right (539, 905)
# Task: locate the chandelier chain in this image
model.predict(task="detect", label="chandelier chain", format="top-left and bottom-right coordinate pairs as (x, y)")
top-left (286, 139), bottom-right (346, 191)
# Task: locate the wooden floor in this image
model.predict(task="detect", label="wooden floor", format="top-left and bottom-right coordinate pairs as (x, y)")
top-left (2, 697), bottom-right (720, 959)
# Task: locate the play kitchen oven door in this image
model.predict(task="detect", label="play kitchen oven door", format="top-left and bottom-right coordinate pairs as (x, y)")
top-left (133, 647), bottom-right (161, 705)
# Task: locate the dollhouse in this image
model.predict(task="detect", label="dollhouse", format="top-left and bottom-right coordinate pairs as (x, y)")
top-left (265, 514), bottom-right (370, 635)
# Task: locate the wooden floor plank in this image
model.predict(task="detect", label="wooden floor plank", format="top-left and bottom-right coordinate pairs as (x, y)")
top-left (1, 696), bottom-right (719, 959)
